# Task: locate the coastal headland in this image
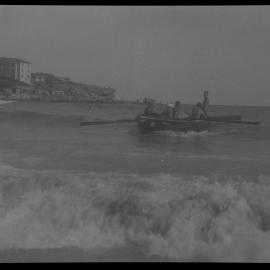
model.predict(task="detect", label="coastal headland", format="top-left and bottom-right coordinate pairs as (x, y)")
top-left (0, 72), bottom-right (116, 103)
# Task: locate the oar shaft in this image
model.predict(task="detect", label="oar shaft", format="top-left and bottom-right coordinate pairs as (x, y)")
top-left (207, 115), bottom-right (242, 121)
top-left (80, 119), bottom-right (136, 126)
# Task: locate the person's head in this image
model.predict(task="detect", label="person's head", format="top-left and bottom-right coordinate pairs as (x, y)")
top-left (196, 102), bottom-right (202, 108)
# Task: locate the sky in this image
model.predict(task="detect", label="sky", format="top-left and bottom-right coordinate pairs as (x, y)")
top-left (1, 5), bottom-right (270, 106)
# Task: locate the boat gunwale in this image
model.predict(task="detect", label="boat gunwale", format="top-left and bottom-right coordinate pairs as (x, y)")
top-left (137, 115), bottom-right (211, 124)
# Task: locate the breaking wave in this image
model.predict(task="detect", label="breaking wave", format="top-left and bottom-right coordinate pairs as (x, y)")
top-left (0, 164), bottom-right (270, 261)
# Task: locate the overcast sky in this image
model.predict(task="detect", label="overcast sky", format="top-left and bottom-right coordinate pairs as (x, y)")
top-left (1, 5), bottom-right (270, 105)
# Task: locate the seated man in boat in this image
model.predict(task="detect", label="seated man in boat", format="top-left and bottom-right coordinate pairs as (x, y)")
top-left (161, 102), bottom-right (174, 119)
top-left (189, 103), bottom-right (207, 119)
top-left (167, 103), bottom-right (174, 119)
top-left (143, 100), bottom-right (162, 118)
top-left (143, 100), bottom-right (154, 116)
top-left (172, 101), bottom-right (182, 119)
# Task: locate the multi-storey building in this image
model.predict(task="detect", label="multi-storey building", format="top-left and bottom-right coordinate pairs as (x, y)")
top-left (0, 57), bottom-right (32, 84)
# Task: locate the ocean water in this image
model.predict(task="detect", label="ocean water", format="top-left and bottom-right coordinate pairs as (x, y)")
top-left (0, 101), bottom-right (270, 262)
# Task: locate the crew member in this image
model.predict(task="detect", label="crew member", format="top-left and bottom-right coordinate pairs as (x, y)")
top-left (189, 103), bottom-right (207, 119)
top-left (166, 102), bottom-right (174, 119)
top-left (173, 101), bottom-right (182, 119)
top-left (202, 90), bottom-right (209, 117)
top-left (143, 100), bottom-right (154, 116)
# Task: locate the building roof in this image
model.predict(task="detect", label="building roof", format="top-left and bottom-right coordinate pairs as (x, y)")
top-left (0, 57), bottom-right (31, 64)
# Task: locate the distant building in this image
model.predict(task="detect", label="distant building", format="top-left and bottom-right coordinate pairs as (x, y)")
top-left (143, 98), bottom-right (155, 104)
top-left (32, 73), bottom-right (71, 84)
top-left (0, 57), bottom-right (32, 84)
top-left (32, 73), bottom-right (46, 83)
top-left (52, 90), bottom-right (65, 96)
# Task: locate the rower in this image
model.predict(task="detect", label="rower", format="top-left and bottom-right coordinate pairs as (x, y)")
top-left (173, 101), bottom-right (182, 119)
top-left (143, 100), bottom-right (162, 118)
top-left (189, 103), bottom-right (207, 119)
top-left (161, 102), bottom-right (172, 119)
top-left (165, 102), bottom-right (174, 119)
top-left (143, 100), bottom-right (154, 116)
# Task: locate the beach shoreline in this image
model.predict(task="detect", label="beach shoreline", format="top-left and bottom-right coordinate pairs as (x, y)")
top-left (0, 247), bottom-right (163, 262)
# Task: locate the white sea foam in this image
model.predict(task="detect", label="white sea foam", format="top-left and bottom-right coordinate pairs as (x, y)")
top-left (156, 130), bottom-right (235, 139)
top-left (0, 164), bottom-right (270, 261)
top-left (0, 100), bottom-right (14, 105)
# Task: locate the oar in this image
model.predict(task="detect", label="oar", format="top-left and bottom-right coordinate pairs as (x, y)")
top-left (143, 116), bottom-right (260, 125)
top-left (80, 119), bottom-right (136, 126)
top-left (186, 117), bottom-right (260, 125)
top-left (207, 119), bottom-right (260, 125)
top-left (207, 115), bottom-right (242, 121)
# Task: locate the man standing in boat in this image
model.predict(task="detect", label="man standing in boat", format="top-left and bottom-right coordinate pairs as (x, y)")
top-left (202, 90), bottom-right (209, 117)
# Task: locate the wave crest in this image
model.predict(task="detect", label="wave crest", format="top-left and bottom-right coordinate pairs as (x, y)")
top-left (0, 165), bottom-right (270, 261)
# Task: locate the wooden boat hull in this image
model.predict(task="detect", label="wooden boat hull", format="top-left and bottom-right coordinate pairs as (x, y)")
top-left (137, 116), bottom-right (209, 134)
top-left (136, 115), bottom-right (242, 134)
